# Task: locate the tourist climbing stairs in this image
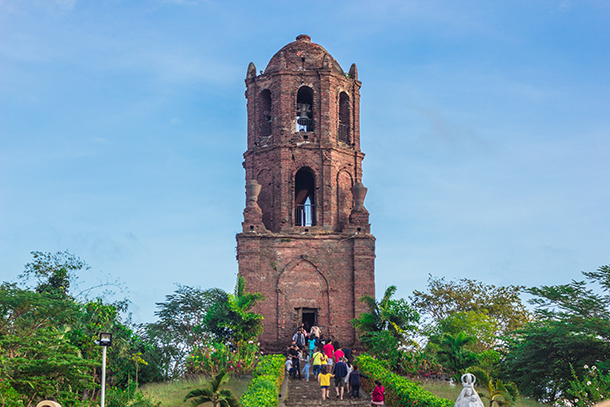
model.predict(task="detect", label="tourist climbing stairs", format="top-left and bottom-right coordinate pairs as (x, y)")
top-left (283, 373), bottom-right (371, 407)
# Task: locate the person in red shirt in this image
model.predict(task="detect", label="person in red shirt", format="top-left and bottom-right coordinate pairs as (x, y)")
top-left (371, 380), bottom-right (385, 406)
top-left (323, 341), bottom-right (334, 360)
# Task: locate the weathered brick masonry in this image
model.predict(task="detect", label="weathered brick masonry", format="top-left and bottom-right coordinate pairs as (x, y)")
top-left (236, 35), bottom-right (376, 350)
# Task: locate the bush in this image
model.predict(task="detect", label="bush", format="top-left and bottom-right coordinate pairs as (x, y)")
top-left (400, 349), bottom-right (444, 378)
top-left (240, 354), bottom-right (284, 407)
top-left (0, 379), bottom-right (25, 407)
top-left (358, 354), bottom-right (453, 407)
top-left (106, 381), bottom-right (160, 407)
top-left (561, 364), bottom-right (610, 407)
top-left (186, 340), bottom-right (260, 376)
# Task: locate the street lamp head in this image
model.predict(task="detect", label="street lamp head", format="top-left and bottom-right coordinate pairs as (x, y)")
top-left (99, 332), bottom-right (113, 347)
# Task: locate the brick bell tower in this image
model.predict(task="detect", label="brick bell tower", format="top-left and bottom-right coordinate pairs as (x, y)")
top-left (236, 35), bottom-right (375, 350)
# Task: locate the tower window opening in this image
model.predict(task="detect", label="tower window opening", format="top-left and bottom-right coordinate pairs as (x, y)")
top-left (259, 89), bottom-right (272, 137)
top-left (338, 92), bottom-right (350, 143)
top-left (296, 87), bottom-right (314, 132)
top-left (295, 168), bottom-right (316, 226)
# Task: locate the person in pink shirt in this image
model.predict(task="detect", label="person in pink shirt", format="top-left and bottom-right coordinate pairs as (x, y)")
top-left (333, 342), bottom-right (344, 363)
top-left (323, 341), bottom-right (334, 360)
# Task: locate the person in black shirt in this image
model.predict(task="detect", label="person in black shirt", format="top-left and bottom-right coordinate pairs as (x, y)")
top-left (348, 365), bottom-right (368, 398)
top-left (288, 344), bottom-right (301, 379)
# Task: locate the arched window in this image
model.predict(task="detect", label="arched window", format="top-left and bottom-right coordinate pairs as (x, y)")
top-left (259, 89), bottom-right (272, 137)
top-left (338, 92), bottom-right (350, 143)
top-left (296, 87), bottom-right (314, 132)
top-left (295, 168), bottom-right (316, 226)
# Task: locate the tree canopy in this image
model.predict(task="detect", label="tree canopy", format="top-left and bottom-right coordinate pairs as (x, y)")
top-left (502, 265), bottom-right (610, 403)
top-left (412, 275), bottom-right (531, 333)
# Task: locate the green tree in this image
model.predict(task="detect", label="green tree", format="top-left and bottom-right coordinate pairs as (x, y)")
top-left (147, 285), bottom-right (229, 378)
top-left (352, 285), bottom-right (420, 343)
top-left (204, 276), bottom-right (265, 344)
top-left (184, 371), bottom-right (241, 407)
top-left (1, 251), bottom-right (159, 405)
top-left (19, 251), bottom-right (88, 299)
top-left (1, 326), bottom-right (97, 406)
top-left (227, 276), bottom-right (265, 343)
top-left (429, 331), bottom-right (478, 381)
top-left (501, 265), bottom-right (610, 403)
top-left (469, 366), bottom-right (518, 407)
top-left (425, 311), bottom-right (500, 352)
top-left (502, 320), bottom-right (608, 403)
top-left (412, 276), bottom-right (530, 333)
top-left (527, 265), bottom-right (610, 340)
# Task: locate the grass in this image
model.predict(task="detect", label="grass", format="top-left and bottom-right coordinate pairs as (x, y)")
top-left (417, 379), bottom-right (546, 407)
top-left (141, 374), bottom-right (252, 407)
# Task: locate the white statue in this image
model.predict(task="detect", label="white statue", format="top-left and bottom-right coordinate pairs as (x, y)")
top-left (454, 373), bottom-right (485, 407)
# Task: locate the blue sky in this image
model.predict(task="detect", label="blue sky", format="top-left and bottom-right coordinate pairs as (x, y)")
top-left (1, 0), bottom-right (609, 323)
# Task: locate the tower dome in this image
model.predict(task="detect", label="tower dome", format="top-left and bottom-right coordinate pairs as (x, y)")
top-left (264, 35), bottom-right (344, 75)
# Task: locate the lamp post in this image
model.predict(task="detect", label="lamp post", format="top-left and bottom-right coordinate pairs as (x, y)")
top-left (97, 333), bottom-right (112, 407)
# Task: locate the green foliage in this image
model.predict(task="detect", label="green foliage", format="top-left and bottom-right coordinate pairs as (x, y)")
top-left (502, 319), bottom-right (609, 403)
top-left (184, 371), bottom-right (241, 407)
top-left (186, 340), bottom-right (259, 376)
top-left (502, 265), bottom-right (610, 402)
top-left (562, 364), bottom-right (610, 407)
top-left (0, 377), bottom-right (26, 407)
top-left (352, 285), bottom-right (420, 344)
top-left (426, 311), bottom-right (500, 351)
top-left (357, 354), bottom-right (453, 407)
top-left (469, 366), bottom-right (519, 407)
top-left (203, 276), bottom-right (265, 345)
top-left (359, 330), bottom-right (401, 365)
top-left (526, 265), bottom-right (610, 340)
top-left (107, 380), bottom-right (160, 407)
top-left (240, 354), bottom-right (284, 407)
top-left (0, 282), bottom-right (99, 405)
top-left (412, 275), bottom-right (530, 333)
top-left (428, 331), bottom-right (479, 381)
top-left (1, 326), bottom-right (97, 403)
top-left (148, 284), bottom-right (229, 378)
top-left (1, 251), bottom-right (164, 405)
top-left (400, 348), bottom-right (444, 377)
top-left (20, 250), bottom-right (88, 299)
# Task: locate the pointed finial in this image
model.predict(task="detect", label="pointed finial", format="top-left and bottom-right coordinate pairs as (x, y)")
top-left (246, 62), bottom-right (257, 79)
top-left (349, 63), bottom-right (358, 80)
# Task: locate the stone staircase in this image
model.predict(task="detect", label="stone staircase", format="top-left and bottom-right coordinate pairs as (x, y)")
top-left (283, 367), bottom-right (371, 407)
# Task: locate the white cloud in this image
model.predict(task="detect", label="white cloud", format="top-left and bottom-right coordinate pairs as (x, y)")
top-left (54, 0), bottom-right (76, 10)
top-left (558, 0), bottom-right (572, 11)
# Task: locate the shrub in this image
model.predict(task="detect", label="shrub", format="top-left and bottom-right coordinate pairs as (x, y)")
top-left (358, 354), bottom-right (453, 407)
top-left (240, 354), bottom-right (284, 407)
top-left (0, 379), bottom-right (25, 407)
top-left (561, 364), bottom-right (610, 407)
top-left (400, 349), bottom-right (444, 378)
top-left (186, 340), bottom-right (260, 376)
top-left (106, 380), bottom-right (160, 407)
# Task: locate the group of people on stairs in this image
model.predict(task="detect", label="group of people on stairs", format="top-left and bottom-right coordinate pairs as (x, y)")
top-left (285, 324), bottom-right (385, 405)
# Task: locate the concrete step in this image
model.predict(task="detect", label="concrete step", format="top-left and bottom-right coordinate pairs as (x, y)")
top-left (284, 371), bottom-right (370, 407)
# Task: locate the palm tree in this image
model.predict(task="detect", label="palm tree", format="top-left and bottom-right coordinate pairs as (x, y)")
top-left (227, 276), bottom-right (265, 342)
top-left (429, 331), bottom-right (478, 381)
top-left (352, 285), bottom-right (419, 342)
top-left (184, 370), bottom-right (241, 407)
top-left (469, 366), bottom-right (518, 407)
